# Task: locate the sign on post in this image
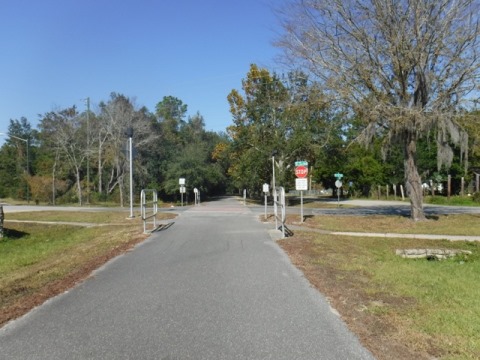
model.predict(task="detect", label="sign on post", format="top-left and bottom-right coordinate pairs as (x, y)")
top-left (263, 183), bottom-right (269, 220)
top-left (295, 161), bottom-right (309, 223)
top-left (334, 173), bottom-right (343, 206)
top-left (296, 178), bottom-right (308, 190)
top-left (179, 178), bottom-right (186, 206)
top-left (194, 188), bottom-right (200, 205)
top-left (295, 166), bottom-right (308, 178)
top-left (263, 183), bottom-right (270, 194)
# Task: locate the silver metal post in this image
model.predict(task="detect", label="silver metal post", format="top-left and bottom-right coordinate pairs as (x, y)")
top-left (86, 97), bottom-right (90, 205)
top-left (25, 137), bottom-right (29, 203)
top-left (301, 190), bottom-right (303, 223)
top-left (264, 193), bottom-right (267, 220)
top-left (129, 136), bottom-right (134, 218)
top-left (272, 155), bottom-right (276, 193)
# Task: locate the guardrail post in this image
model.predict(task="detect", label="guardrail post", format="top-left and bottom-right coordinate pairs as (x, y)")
top-left (273, 187), bottom-right (285, 238)
top-left (141, 189), bottom-right (158, 233)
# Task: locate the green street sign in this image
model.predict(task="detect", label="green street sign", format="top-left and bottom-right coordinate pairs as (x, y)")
top-left (334, 172), bottom-right (344, 179)
top-left (295, 161), bottom-right (308, 166)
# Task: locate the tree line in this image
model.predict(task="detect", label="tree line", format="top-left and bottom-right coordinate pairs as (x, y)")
top-left (274, 0), bottom-right (480, 220)
top-left (0, 93), bottom-right (229, 206)
top-left (1, 0), bottom-right (479, 221)
top-left (0, 64), bottom-right (477, 211)
top-left (221, 64), bottom-right (478, 200)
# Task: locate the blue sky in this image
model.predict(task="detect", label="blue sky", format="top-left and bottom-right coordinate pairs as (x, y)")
top-left (0, 0), bottom-right (283, 141)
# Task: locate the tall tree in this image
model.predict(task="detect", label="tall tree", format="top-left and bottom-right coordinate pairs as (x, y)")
top-left (0, 118), bottom-right (35, 199)
top-left (39, 107), bottom-right (87, 205)
top-left (146, 96), bottom-right (189, 191)
top-left (227, 64), bottom-right (335, 194)
top-left (98, 93), bottom-right (155, 206)
top-left (152, 101), bottom-right (228, 199)
top-left (227, 64), bottom-right (290, 193)
top-left (155, 95), bottom-right (187, 141)
top-left (181, 112), bottom-right (206, 144)
top-left (277, 0), bottom-right (479, 220)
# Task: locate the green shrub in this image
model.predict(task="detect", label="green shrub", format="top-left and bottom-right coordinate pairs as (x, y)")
top-left (472, 192), bottom-right (480, 203)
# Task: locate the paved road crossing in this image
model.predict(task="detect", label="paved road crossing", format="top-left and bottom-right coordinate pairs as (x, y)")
top-left (0, 197), bottom-right (374, 360)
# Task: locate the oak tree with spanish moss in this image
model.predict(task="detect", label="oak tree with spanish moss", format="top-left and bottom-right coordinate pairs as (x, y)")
top-left (276, 0), bottom-right (479, 220)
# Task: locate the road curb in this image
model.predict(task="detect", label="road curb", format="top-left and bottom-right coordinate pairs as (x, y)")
top-left (287, 224), bottom-right (480, 242)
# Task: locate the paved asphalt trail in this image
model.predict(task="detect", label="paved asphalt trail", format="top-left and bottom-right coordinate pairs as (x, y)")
top-left (0, 197), bottom-right (374, 360)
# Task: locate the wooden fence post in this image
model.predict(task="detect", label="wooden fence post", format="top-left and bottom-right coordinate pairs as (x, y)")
top-left (0, 205), bottom-right (4, 238)
top-left (448, 175), bottom-right (451, 198)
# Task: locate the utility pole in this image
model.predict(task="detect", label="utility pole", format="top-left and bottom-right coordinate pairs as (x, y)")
top-left (126, 127), bottom-right (134, 218)
top-left (85, 97), bottom-right (90, 205)
top-left (271, 150), bottom-right (277, 229)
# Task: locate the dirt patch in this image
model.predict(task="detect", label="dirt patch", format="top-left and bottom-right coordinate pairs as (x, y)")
top-left (0, 233), bottom-right (147, 328)
top-left (278, 235), bottom-right (441, 360)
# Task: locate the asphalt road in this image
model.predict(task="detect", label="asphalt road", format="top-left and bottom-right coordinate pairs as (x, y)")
top-left (249, 198), bottom-right (480, 217)
top-left (0, 197), bottom-right (374, 360)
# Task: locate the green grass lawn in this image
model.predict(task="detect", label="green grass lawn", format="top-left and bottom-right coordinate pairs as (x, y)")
top-left (424, 195), bottom-right (480, 206)
top-left (280, 214), bottom-right (480, 359)
top-left (3, 209), bottom-right (480, 358)
top-left (0, 210), bottom-right (176, 326)
top-left (301, 213), bottom-right (480, 236)
top-left (6, 210), bottom-right (141, 223)
top-left (336, 235), bottom-right (479, 358)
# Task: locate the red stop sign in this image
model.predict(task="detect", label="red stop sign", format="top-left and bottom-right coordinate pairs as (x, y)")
top-left (295, 166), bottom-right (308, 178)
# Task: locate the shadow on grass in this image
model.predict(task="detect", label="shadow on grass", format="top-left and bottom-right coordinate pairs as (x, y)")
top-left (1, 228), bottom-right (29, 240)
top-left (286, 197), bottom-right (323, 206)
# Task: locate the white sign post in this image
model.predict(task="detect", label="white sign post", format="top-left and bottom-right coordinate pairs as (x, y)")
top-left (179, 178), bottom-right (186, 206)
top-left (263, 183), bottom-right (269, 220)
top-left (194, 188), bottom-right (200, 205)
top-left (179, 185), bottom-right (186, 206)
top-left (334, 173), bottom-right (343, 207)
top-left (295, 178), bottom-right (308, 190)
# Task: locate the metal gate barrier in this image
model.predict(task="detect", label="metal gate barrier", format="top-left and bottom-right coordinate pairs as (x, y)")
top-left (273, 186), bottom-right (286, 238)
top-left (141, 189), bottom-right (158, 233)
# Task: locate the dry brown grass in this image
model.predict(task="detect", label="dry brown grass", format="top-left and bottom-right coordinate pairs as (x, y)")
top-left (299, 213), bottom-right (480, 235)
top-left (6, 210), bottom-right (153, 224)
top-left (278, 214), bottom-right (480, 360)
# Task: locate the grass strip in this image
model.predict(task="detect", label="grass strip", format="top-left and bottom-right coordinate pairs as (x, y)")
top-left (300, 213), bottom-right (480, 236)
top-left (0, 211), bottom-right (176, 327)
top-left (6, 210), bottom-right (148, 223)
top-left (279, 215), bottom-right (480, 360)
